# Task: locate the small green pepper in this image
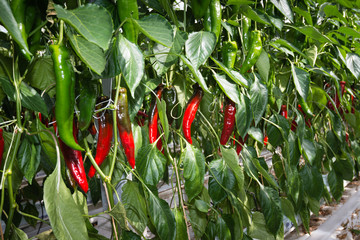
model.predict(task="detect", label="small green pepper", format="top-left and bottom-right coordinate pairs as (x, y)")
top-left (240, 30), bottom-right (262, 74)
top-left (78, 79), bottom-right (98, 131)
top-left (117, 0), bottom-right (139, 43)
top-left (50, 44), bottom-right (84, 151)
top-left (222, 41), bottom-right (237, 69)
top-left (203, 0), bottom-right (222, 42)
top-left (242, 16), bottom-right (251, 51)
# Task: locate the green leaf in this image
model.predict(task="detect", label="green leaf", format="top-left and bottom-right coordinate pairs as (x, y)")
top-left (147, 192), bottom-right (176, 240)
top-left (216, 217), bottom-right (232, 240)
top-left (185, 31), bottom-right (216, 69)
top-left (291, 63), bottom-right (310, 101)
top-left (300, 165), bottom-right (324, 201)
top-left (108, 202), bottom-right (129, 230)
top-left (23, 202), bottom-right (39, 227)
top-left (345, 53), bottom-right (360, 79)
top-left (328, 169), bottom-right (343, 202)
top-left (334, 158), bottom-right (354, 181)
top-left (220, 146), bottom-right (244, 188)
top-left (36, 120), bottom-right (57, 171)
top-left (10, 227), bottom-right (28, 240)
top-left (136, 143), bottom-right (167, 187)
top-left (179, 55), bottom-right (209, 93)
top-left (328, 110), bottom-right (344, 141)
top-left (212, 73), bottom-right (240, 105)
top-left (44, 165), bottom-right (88, 239)
top-left (134, 14), bottom-right (173, 47)
top-left (208, 159), bottom-right (236, 205)
top-left (66, 30), bottom-right (106, 75)
top-left (301, 139), bottom-right (316, 165)
top-left (0, 0), bottom-right (32, 59)
top-left (248, 127), bottom-right (263, 144)
top-left (236, 93), bottom-right (252, 138)
top-left (17, 135), bottom-right (41, 184)
top-left (305, 45), bottom-right (318, 67)
top-left (173, 208), bottom-right (188, 240)
top-left (270, 39), bottom-right (308, 60)
top-left (195, 199), bottom-right (209, 213)
top-left (181, 142), bottom-right (205, 201)
top-left (210, 57), bottom-right (249, 88)
top-left (280, 198), bottom-right (298, 230)
top-left (117, 34), bottom-right (145, 98)
top-left (337, 27), bottom-right (360, 39)
top-left (54, 4), bottom-right (113, 50)
top-left (122, 181), bottom-right (148, 234)
top-left (0, 77), bottom-right (48, 117)
top-left (250, 76), bottom-right (268, 126)
top-left (270, 0), bottom-right (293, 22)
top-left (188, 189), bottom-right (209, 238)
top-left (239, 5), bottom-right (272, 25)
top-left (293, 25), bottom-right (336, 44)
top-left (156, 98), bottom-right (169, 142)
top-left (259, 186), bottom-right (283, 236)
top-left (248, 212), bottom-right (278, 240)
top-left (311, 85), bottom-right (327, 110)
top-left (255, 49), bottom-right (270, 82)
top-left (293, 7), bottom-right (312, 25)
top-left (26, 56), bottom-right (56, 98)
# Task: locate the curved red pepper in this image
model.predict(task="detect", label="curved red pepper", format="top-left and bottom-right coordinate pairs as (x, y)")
top-left (149, 85), bottom-right (164, 151)
top-left (264, 135), bottom-right (268, 146)
top-left (58, 122), bottom-right (88, 193)
top-left (298, 104), bottom-right (311, 128)
top-left (0, 129), bottom-right (4, 166)
top-left (114, 88), bottom-right (135, 169)
top-left (236, 134), bottom-right (248, 155)
top-left (183, 84), bottom-right (204, 144)
top-left (280, 105), bottom-right (287, 119)
top-left (88, 96), bottom-right (113, 178)
top-left (220, 98), bottom-right (236, 145)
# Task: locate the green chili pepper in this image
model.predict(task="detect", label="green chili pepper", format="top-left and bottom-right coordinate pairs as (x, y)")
top-left (191, 0), bottom-right (211, 19)
top-left (242, 16), bottom-right (251, 51)
top-left (50, 44), bottom-right (84, 151)
top-left (163, 86), bottom-right (179, 125)
top-left (222, 41), bottom-right (237, 69)
top-left (78, 79), bottom-right (98, 131)
top-left (117, 0), bottom-right (139, 43)
top-left (10, 0), bottom-right (32, 60)
top-left (240, 30), bottom-right (262, 74)
top-left (298, 96), bottom-right (314, 118)
top-left (203, 0), bottom-right (222, 42)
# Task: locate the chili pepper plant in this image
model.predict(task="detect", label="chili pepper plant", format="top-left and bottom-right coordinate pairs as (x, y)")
top-left (0, 0), bottom-right (360, 239)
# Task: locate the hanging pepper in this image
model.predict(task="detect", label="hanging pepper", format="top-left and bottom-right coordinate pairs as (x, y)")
top-left (162, 86), bottom-right (178, 125)
top-left (149, 85), bottom-right (164, 151)
top-left (222, 41), bottom-right (238, 69)
top-left (0, 129), bottom-right (4, 166)
top-left (58, 120), bottom-right (88, 193)
top-left (203, 0), bottom-right (222, 42)
top-left (87, 119), bottom-right (97, 136)
top-left (240, 30), bottom-right (262, 74)
top-left (220, 98), bottom-right (236, 145)
top-left (88, 96), bottom-right (113, 178)
top-left (78, 79), bottom-right (98, 131)
top-left (235, 134), bottom-right (248, 155)
top-left (183, 84), bottom-right (204, 144)
top-left (280, 105), bottom-right (288, 119)
top-left (298, 104), bottom-right (312, 128)
top-left (50, 44), bottom-right (84, 151)
top-left (191, 0), bottom-right (211, 19)
top-left (114, 88), bottom-right (135, 168)
top-left (242, 16), bottom-right (251, 51)
top-left (264, 135), bottom-right (268, 146)
top-left (136, 110), bottom-right (148, 127)
top-left (117, 0), bottom-right (139, 43)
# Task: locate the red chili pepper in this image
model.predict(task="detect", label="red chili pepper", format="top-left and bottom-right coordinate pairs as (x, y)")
top-left (88, 120), bottom-right (97, 136)
top-left (291, 119), bottom-right (297, 132)
top-left (298, 104), bottom-right (311, 128)
top-left (58, 121), bottom-right (88, 193)
top-left (235, 134), bottom-right (248, 155)
top-left (114, 88), bottom-right (135, 169)
top-left (280, 105), bottom-right (287, 119)
top-left (88, 96), bottom-right (113, 178)
top-left (263, 135), bottom-right (268, 146)
top-left (0, 129), bottom-right (4, 166)
top-left (183, 84), bottom-right (204, 144)
top-left (149, 85), bottom-right (164, 151)
top-left (220, 98), bottom-right (236, 145)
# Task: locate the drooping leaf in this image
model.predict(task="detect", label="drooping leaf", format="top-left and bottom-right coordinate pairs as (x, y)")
top-left (211, 57), bottom-right (249, 88)
top-left (236, 93), bottom-right (252, 138)
top-left (250, 76), bottom-right (268, 126)
top-left (212, 73), bottom-right (240, 105)
top-left (291, 63), bottom-right (310, 101)
top-left (255, 49), bottom-right (270, 83)
top-left (185, 31), bottom-right (216, 69)
top-left (17, 135), bottom-right (41, 184)
top-left (345, 53), bottom-right (360, 79)
top-left (270, 0), bottom-right (293, 22)
top-left (173, 208), bottom-right (188, 240)
top-left (108, 202), bottom-right (129, 230)
top-left (181, 142), bottom-right (205, 201)
top-left (328, 170), bottom-right (343, 202)
top-left (179, 55), bottom-right (209, 93)
top-left (280, 198), bottom-right (298, 230)
top-left (293, 25), bottom-right (336, 44)
top-left (136, 143), bottom-right (167, 187)
top-left (54, 4), bottom-right (113, 50)
top-left (44, 165), bottom-right (88, 239)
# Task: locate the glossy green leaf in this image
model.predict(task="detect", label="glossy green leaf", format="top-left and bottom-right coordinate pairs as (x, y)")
top-left (216, 217), bottom-right (232, 240)
top-left (10, 227), bottom-right (28, 240)
top-left (293, 25), bottom-right (336, 44)
top-left (66, 30), bottom-right (106, 75)
top-left (221, 146), bottom-right (244, 188)
top-left (179, 55), bottom-right (209, 93)
top-left (185, 31), bottom-right (216, 69)
top-left (255, 49), bottom-right (270, 82)
top-left (17, 135), bottom-right (41, 184)
top-left (134, 14), bottom-right (173, 47)
top-left (299, 206), bottom-right (310, 233)
top-left (248, 127), bottom-right (263, 144)
top-left (147, 192), bottom-right (176, 240)
top-left (333, 158), bottom-right (354, 181)
top-left (266, 115), bottom-right (289, 147)
top-left (122, 181), bottom-right (148, 234)
top-left (181, 142), bottom-right (205, 201)
top-left (212, 73), bottom-right (240, 105)
top-left (280, 198), bottom-right (297, 230)
top-left (270, 39), bottom-right (307, 59)
top-left (328, 170), bottom-right (343, 202)
top-left (248, 212), bottom-right (278, 240)
top-left (345, 53), bottom-right (360, 79)
top-left (44, 165), bottom-right (88, 240)
top-left (239, 5), bottom-right (272, 25)
top-left (291, 63), bottom-right (310, 101)
top-left (293, 7), bottom-right (312, 25)
top-left (136, 143), bottom-right (167, 187)
top-left (173, 208), bottom-right (188, 240)
top-left (270, 0), bottom-right (293, 22)
top-left (156, 98), bottom-right (169, 143)
top-left (250, 76), bottom-right (268, 126)
top-left (300, 165), bottom-right (324, 201)
top-left (108, 202), bottom-right (129, 230)
top-left (236, 93), bottom-right (252, 138)
top-left (54, 4), bottom-right (113, 50)
top-left (259, 186), bottom-right (283, 236)
top-left (301, 139), bottom-right (316, 165)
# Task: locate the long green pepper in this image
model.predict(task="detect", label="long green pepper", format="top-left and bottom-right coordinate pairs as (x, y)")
top-left (117, 0), bottom-right (139, 43)
top-left (204, 0), bottom-right (222, 42)
top-left (222, 41), bottom-right (237, 69)
top-left (50, 45), bottom-right (84, 151)
top-left (242, 16), bottom-right (251, 51)
top-left (240, 30), bottom-right (262, 74)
